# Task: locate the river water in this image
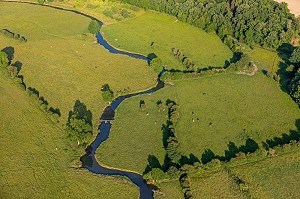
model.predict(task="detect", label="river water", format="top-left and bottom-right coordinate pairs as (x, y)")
top-left (81, 22), bottom-right (165, 199)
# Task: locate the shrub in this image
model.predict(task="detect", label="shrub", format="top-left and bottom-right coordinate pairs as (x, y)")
top-left (88, 20), bottom-right (100, 35)
top-left (0, 51), bottom-right (9, 67)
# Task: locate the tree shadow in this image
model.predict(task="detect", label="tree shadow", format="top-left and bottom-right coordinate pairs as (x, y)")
top-left (1, 46), bottom-right (14, 64)
top-left (68, 100), bottom-right (93, 125)
top-left (80, 145), bottom-right (94, 167)
top-left (201, 149), bottom-right (216, 164)
top-left (11, 61), bottom-right (22, 73)
top-left (147, 53), bottom-right (157, 65)
top-left (276, 43), bottom-right (295, 93)
top-left (143, 155), bottom-right (162, 174)
top-left (180, 153), bottom-right (200, 165)
top-left (28, 87), bottom-right (40, 97)
top-left (39, 96), bottom-right (49, 106)
top-left (49, 107), bottom-right (61, 116)
top-left (100, 105), bottom-right (115, 120)
top-left (17, 75), bottom-right (26, 90)
top-left (201, 138), bottom-right (259, 163)
top-left (161, 120), bottom-right (173, 148)
top-left (262, 119), bottom-right (300, 150)
top-left (277, 43), bottom-right (294, 62)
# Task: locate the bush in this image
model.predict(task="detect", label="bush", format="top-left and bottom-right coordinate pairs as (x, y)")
top-left (0, 51), bottom-right (9, 67)
top-left (101, 84), bottom-right (114, 102)
top-left (150, 57), bottom-right (163, 73)
top-left (37, 0), bottom-right (45, 5)
top-left (88, 20), bottom-right (100, 35)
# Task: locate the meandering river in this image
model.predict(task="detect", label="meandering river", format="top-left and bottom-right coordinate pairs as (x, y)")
top-left (80, 22), bottom-right (165, 199)
top-left (2, 2), bottom-right (164, 197)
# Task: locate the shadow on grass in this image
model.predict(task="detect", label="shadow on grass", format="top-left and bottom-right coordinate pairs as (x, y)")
top-left (68, 100), bottom-right (93, 126)
top-left (1, 46), bottom-right (14, 64)
top-left (276, 43), bottom-right (295, 93)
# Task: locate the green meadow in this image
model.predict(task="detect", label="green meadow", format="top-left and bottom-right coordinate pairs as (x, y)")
top-left (97, 73), bottom-right (299, 173)
top-left (0, 72), bottom-right (138, 198)
top-left (0, 2), bottom-right (156, 128)
top-left (231, 149), bottom-right (300, 198)
top-left (190, 171), bottom-right (244, 199)
top-left (101, 12), bottom-right (233, 70)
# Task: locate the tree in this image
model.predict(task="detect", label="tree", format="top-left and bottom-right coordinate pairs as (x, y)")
top-left (290, 47), bottom-right (300, 67)
top-left (88, 20), bottom-right (101, 35)
top-left (101, 84), bottom-right (114, 102)
top-left (0, 51), bottom-right (9, 67)
top-left (289, 69), bottom-right (300, 106)
top-left (150, 57), bottom-right (163, 73)
top-left (67, 100), bottom-right (93, 146)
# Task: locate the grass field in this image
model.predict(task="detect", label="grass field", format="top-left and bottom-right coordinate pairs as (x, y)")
top-left (101, 12), bottom-right (233, 70)
top-left (190, 171), bottom-right (244, 199)
top-left (0, 72), bottom-right (138, 198)
top-left (97, 73), bottom-right (299, 173)
top-left (231, 149), bottom-right (300, 198)
top-left (0, 2), bottom-right (157, 128)
top-left (155, 181), bottom-right (183, 199)
top-left (245, 47), bottom-right (282, 74)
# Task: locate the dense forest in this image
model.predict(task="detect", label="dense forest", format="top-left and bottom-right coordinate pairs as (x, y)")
top-left (118, 0), bottom-right (299, 49)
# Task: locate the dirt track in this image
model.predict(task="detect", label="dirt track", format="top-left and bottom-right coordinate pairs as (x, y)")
top-left (274, 0), bottom-right (300, 16)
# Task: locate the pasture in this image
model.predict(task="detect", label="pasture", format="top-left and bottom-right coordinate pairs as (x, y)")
top-left (101, 12), bottom-right (233, 70)
top-left (190, 171), bottom-right (244, 199)
top-left (231, 149), bottom-right (300, 198)
top-left (0, 2), bottom-right (157, 128)
top-left (0, 72), bottom-right (138, 198)
top-left (97, 73), bottom-right (299, 173)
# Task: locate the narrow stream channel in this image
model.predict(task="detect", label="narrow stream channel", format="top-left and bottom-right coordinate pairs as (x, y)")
top-left (80, 23), bottom-right (165, 199)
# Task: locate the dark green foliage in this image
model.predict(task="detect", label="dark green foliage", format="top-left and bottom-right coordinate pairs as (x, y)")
top-left (289, 69), bottom-right (300, 106)
top-left (37, 0), bottom-right (45, 4)
top-left (88, 20), bottom-right (100, 35)
top-left (143, 168), bottom-right (169, 180)
top-left (67, 100), bottom-right (93, 146)
top-left (150, 57), bottom-right (163, 73)
top-left (1, 29), bottom-right (27, 42)
top-left (121, 0), bottom-right (297, 49)
top-left (290, 47), bottom-right (300, 66)
top-left (101, 84), bottom-right (114, 102)
top-left (0, 51), bottom-right (9, 67)
top-left (229, 54), bottom-right (251, 70)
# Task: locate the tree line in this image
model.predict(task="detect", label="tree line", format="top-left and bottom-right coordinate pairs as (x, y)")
top-left (118, 0), bottom-right (299, 49)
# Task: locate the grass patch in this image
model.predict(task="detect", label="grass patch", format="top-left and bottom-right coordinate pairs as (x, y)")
top-left (101, 12), bottom-right (233, 70)
top-left (0, 72), bottom-right (138, 198)
top-left (245, 47), bottom-right (282, 74)
top-left (231, 149), bottom-right (300, 198)
top-left (97, 73), bottom-right (299, 173)
top-left (190, 171), bottom-right (244, 199)
top-left (154, 181), bottom-right (183, 199)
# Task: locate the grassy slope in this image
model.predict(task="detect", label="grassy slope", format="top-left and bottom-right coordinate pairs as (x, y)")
top-left (97, 73), bottom-right (299, 173)
top-left (0, 72), bottom-right (138, 198)
top-left (0, 2), bottom-right (156, 127)
top-left (231, 149), bottom-right (300, 198)
top-left (190, 171), bottom-right (244, 199)
top-left (101, 12), bottom-right (233, 70)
